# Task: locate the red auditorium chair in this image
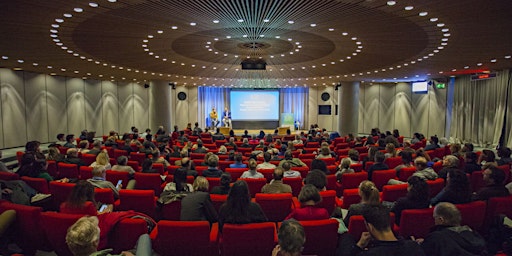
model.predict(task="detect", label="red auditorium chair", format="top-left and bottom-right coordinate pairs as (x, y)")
top-left (254, 193), bottom-right (293, 222)
top-left (80, 153), bottom-right (97, 166)
top-left (456, 200), bottom-right (486, 232)
top-left (220, 222), bottom-right (277, 256)
top-left (129, 152), bottom-right (146, 165)
top-left (326, 174), bottom-right (337, 191)
top-left (195, 166), bottom-right (208, 176)
top-left (381, 184), bottom-right (408, 202)
top-left (384, 157), bottom-right (402, 169)
top-left (240, 178), bottom-right (267, 197)
top-left (484, 195), bottom-right (512, 230)
top-left (166, 165), bottom-right (180, 175)
top-left (225, 168), bottom-right (248, 180)
top-left (338, 172), bottom-right (367, 196)
top-left (47, 160), bottom-right (58, 178)
top-left (57, 162), bottom-right (79, 179)
top-left (152, 163), bottom-right (165, 175)
top-left (159, 200), bottom-right (181, 220)
top-left (108, 217), bottom-right (149, 254)
top-left (426, 178), bottom-right (445, 198)
top-left (398, 208), bottom-right (435, 239)
top-left (335, 143), bottom-right (349, 150)
top-left (190, 153), bottom-right (206, 159)
top-left (58, 147), bottom-right (69, 155)
top-left (470, 171), bottom-right (486, 192)
top-left (105, 170), bottom-right (130, 187)
top-left (94, 188), bottom-right (115, 204)
top-left (497, 164), bottom-right (511, 184)
top-left (258, 169), bottom-right (275, 182)
top-left (365, 161), bottom-right (374, 172)
top-left (0, 171), bottom-right (20, 181)
top-left (113, 149), bottom-right (129, 159)
top-left (300, 219), bottom-right (339, 256)
top-left (49, 181), bottom-right (76, 210)
top-left (398, 167), bottom-right (417, 182)
top-left (372, 170), bottom-right (397, 190)
top-left (16, 151), bottom-right (24, 165)
top-left (320, 158), bottom-right (336, 166)
top-left (218, 160), bottom-right (232, 171)
top-left (206, 177), bottom-right (221, 192)
top-left (40, 212), bottom-right (83, 256)
top-left (432, 161), bottom-right (443, 173)
top-left (21, 176), bottom-right (49, 194)
top-left (0, 202), bottom-right (46, 254)
top-left (305, 142), bottom-right (320, 148)
top-left (151, 220), bottom-right (217, 256)
top-left (354, 147), bottom-right (367, 154)
top-left (127, 160), bottom-right (140, 172)
top-left (134, 172), bottom-right (163, 196)
top-left (291, 166), bottom-right (309, 177)
top-left (340, 188), bottom-right (361, 209)
top-left (210, 194), bottom-right (228, 213)
top-left (79, 166), bottom-right (93, 180)
top-left (317, 190), bottom-right (337, 214)
top-left (115, 189), bottom-right (157, 218)
top-left (283, 177), bottom-right (303, 197)
top-left (350, 163), bottom-right (364, 172)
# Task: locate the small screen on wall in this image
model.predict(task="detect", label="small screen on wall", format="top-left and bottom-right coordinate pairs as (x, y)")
top-left (318, 105), bottom-right (332, 115)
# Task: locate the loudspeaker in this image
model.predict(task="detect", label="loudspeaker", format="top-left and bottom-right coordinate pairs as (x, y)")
top-left (321, 92), bottom-right (330, 101)
top-left (177, 92), bottom-right (187, 101)
top-left (144, 83), bottom-right (150, 89)
top-left (241, 59), bottom-right (266, 70)
top-left (169, 82), bottom-right (176, 89)
top-left (335, 83), bottom-right (341, 91)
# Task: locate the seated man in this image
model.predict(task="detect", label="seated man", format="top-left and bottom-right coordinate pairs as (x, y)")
top-left (421, 202), bottom-right (487, 256)
top-left (209, 107), bottom-right (219, 129)
top-left (202, 155), bottom-right (222, 178)
top-left (282, 161), bottom-right (301, 178)
top-left (257, 152), bottom-right (277, 170)
top-left (87, 166), bottom-right (122, 199)
top-left (261, 167), bottom-right (292, 194)
top-left (222, 107), bottom-right (232, 128)
top-left (272, 219), bottom-right (305, 256)
top-left (278, 151), bottom-right (307, 168)
top-left (472, 166), bottom-right (509, 201)
top-left (66, 216), bottom-right (152, 256)
top-left (341, 205), bottom-right (425, 256)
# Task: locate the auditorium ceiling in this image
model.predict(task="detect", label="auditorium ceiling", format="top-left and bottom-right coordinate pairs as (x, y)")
top-left (0, 0), bottom-right (511, 87)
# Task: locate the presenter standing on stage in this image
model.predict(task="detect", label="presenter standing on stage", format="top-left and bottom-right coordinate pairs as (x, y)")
top-left (210, 107), bottom-right (218, 129)
top-left (223, 107), bottom-right (232, 128)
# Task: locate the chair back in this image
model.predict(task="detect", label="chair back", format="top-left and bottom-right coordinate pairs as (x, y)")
top-left (105, 170), bottom-right (130, 187)
top-left (254, 193), bottom-right (293, 222)
top-left (210, 194), bottom-right (228, 213)
top-left (372, 169), bottom-right (397, 190)
top-left (21, 176), bottom-right (50, 194)
top-left (79, 166), bottom-right (93, 180)
top-left (49, 181), bottom-right (76, 210)
top-left (0, 203), bottom-right (45, 254)
top-left (384, 157), bottom-right (402, 169)
top-left (225, 168), bottom-right (248, 181)
top-left (240, 178), bottom-right (267, 197)
top-left (134, 172), bottom-right (163, 196)
top-left (116, 189), bottom-right (156, 218)
top-left (40, 212), bottom-right (83, 256)
top-left (399, 208), bottom-right (435, 239)
top-left (152, 220), bottom-right (215, 256)
top-left (455, 200), bottom-right (487, 232)
top-left (94, 188), bottom-right (115, 204)
top-left (80, 154), bottom-right (97, 166)
top-left (57, 163), bottom-right (79, 179)
top-left (317, 190), bottom-right (337, 214)
top-left (381, 184), bottom-right (408, 202)
top-left (398, 167), bottom-right (417, 182)
top-left (0, 172), bottom-right (20, 181)
top-left (300, 219), bottom-right (339, 256)
top-left (283, 177), bottom-right (303, 197)
top-left (341, 188), bottom-right (361, 209)
top-left (221, 222), bottom-right (276, 256)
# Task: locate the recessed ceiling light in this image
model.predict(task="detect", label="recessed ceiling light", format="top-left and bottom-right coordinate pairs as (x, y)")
top-left (342, 32), bottom-right (348, 36)
top-left (17, 59), bottom-right (24, 63)
top-left (387, 1), bottom-right (396, 6)
top-left (351, 37), bottom-right (357, 40)
top-left (505, 55), bottom-right (511, 59)
top-left (437, 23), bottom-right (445, 27)
top-left (52, 24), bottom-right (59, 28)
top-left (237, 19), bottom-right (244, 22)
top-left (157, 30), bottom-right (163, 34)
top-left (171, 26), bottom-right (178, 29)
top-left (213, 20), bottom-right (219, 23)
top-left (275, 36), bottom-right (280, 39)
top-left (419, 12), bottom-right (428, 16)
top-left (263, 19), bottom-right (270, 22)
top-left (442, 38), bottom-right (448, 41)
top-left (33, 63), bottom-right (38, 66)
top-left (405, 6), bottom-right (414, 10)
top-left (89, 2), bottom-right (98, 7)
top-left (63, 13), bottom-right (72, 18)
top-left (50, 29), bottom-right (58, 33)
top-left (430, 18), bottom-right (438, 22)
top-left (61, 68), bottom-right (66, 71)
top-left (147, 35), bottom-right (153, 38)
top-left (73, 8), bottom-right (83, 13)
top-left (47, 65), bottom-right (52, 69)
top-left (259, 35), bottom-right (265, 37)
top-left (55, 18), bottom-right (64, 23)
top-left (477, 63), bottom-right (482, 66)
top-left (190, 22), bottom-right (196, 26)
top-left (442, 28), bottom-right (449, 32)
top-left (226, 36), bottom-right (231, 39)
top-left (329, 28), bottom-right (334, 31)
top-left (50, 34), bottom-right (58, 38)
top-left (214, 38), bottom-right (219, 41)
top-left (443, 33), bottom-right (451, 37)
top-left (491, 59), bottom-right (497, 62)
top-left (288, 20), bottom-right (294, 24)
top-left (108, 0), bottom-right (116, 2)
top-left (310, 24), bottom-right (316, 27)
top-left (242, 35), bottom-right (248, 38)
top-left (464, 66), bottom-right (469, 69)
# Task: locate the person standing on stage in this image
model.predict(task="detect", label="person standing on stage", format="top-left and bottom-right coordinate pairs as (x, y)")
top-left (210, 107), bottom-right (218, 129)
top-left (223, 107), bottom-right (232, 128)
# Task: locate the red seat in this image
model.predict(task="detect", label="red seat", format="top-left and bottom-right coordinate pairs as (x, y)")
top-left (159, 200), bottom-right (182, 220)
top-left (113, 149), bottom-right (129, 159)
top-left (218, 160), bottom-right (233, 171)
top-left (190, 153), bottom-right (206, 159)
top-left (115, 189), bottom-right (156, 218)
top-left (49, 181), bottom-right (76, 210)
top-left (326, 174), bottom-right (337, 191)
top-left (129, 152), bottom-right (146, 165)
top-left (258, 169), bottom-right (275, 182)
top-left (40, 211), bottom-right (83, 256)
top-left (455, 200), bottom-right (487, 232)
top-left (166, 165), bottom-right (180, 175)
top-left (126, 160), bottom-right (140, 172)
top-left (350, 163), bottom-right (364, 172)
top-left (240, 178), bottom-right (267, 198)
top-left (496, 165), bottom-right (511, 184)
top-left (484, 195), bottom-right (512, 231)
top-left (398, 167), bottom-right (417, 182)
top-left (220, 222), bottom-right (277, 256)
top-left (398, 207), bottom-right (435, 239)
top-left (210, 194), bottom-right (228, 213)
top-left (354, 147), bottom-right (368, 154)
top-left (134, 172), bottom-right (163, 196)
top-left (94, 188), bottom-right (115, 204)
top-left (80, 154), bottom-right (97, 166)
top-left (335, 143), bottom-right (349, 150)
top-left (426, 178), bottom-right (445, 198)
top-left (254, 193), bottom-right (293, 222)
top-left (0, 171), bottom-right (20, 181)
top-left (283, 177), bottom-right (303, 197)
top-left (57, 162), bottom-right (79, 179)
top-left (79, 166), bottom-right (93, 180)
top-left (381, 184), bottom-right (408, 202)
top-left (195, 166), bottom-right (208, 176)
top-left (153, 163), bottom-right (165, 175)
top-left (384, 157), bottom-right (402, 169)
top-left (21, 176), bottom-right (49, 194)
top-left (299, 153), bottom-right (316, 160)
top-left (432, 161), bottom-right (443, 173)
top-left (108, 218), bottom-right (149, 254)
top-left (470, 171), bottom-right (485, 192)
top-left (290, 166), bottom-right (309, 177)
top-left (320, 158), bottom-right (336, 166)
top-left (372, 169), bottom-right (397, 190)
top-left (341, 188), bottom-right (361, 209)
top-left (317, 190), bottom-right (337, 214)
top-left (105, 170), bottom-right (130, 187)
top-left (365, 161), bottom-right (374, 172)
top-left (47, 160), bottom-right (58, 178)
top-left (300, 219), bottom-right (339, 256)
top-left (225, 168), bottom-right (248, 180)
top-left (338, 172), bottom-right (367, 197)
top-left (16, 151), bottom-right (24, 165)
top-left (206, 177), bottom-right (221, 192)
top-left (0, 203), bottom-right (45, 254)
top-left (151, 220), bottom-right (217, 256)
top-left (301, 159), bottom-right (313, 169)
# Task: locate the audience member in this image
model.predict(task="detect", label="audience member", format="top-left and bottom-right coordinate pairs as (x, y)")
top-left (240, 159), bottom-right (264, 179)
top-left (335, 158), bottom-right (354, 182)
top-left (431, 169), bottom-right (471, 206)
top-left (424, 136), bottom-right (440, 151)
top-left (367, 151), bottom-right (389, 181)
top-left (89, 151), bottom-right (112, 170)
top-left (60, 180), bottom-right (110, 215)
top-left (497, 147), bottom-right (512, 166)
top-left (257, 152), bottom-right (277, 170)
top-left (344, 180), bottom-right (380, 226)
top-left (203, 154), bottom-right (222, 178)
top-left (311, 159), bottom-right (329, 174)
top-left (229, 152), bottom-right (247, 168)
top-left (63, 148), bottom-right (86, 167)
top-left (210, 172), bottom-right (232, 195)
top-left (437, 155), bottom-right (460, 180)
top-left (261, 167), bottom-right (292, 194)
top-left (111, 156), bottom-right (136, 176)
top-left (286, 184), bottom-right (329, 221)
top-left (282, 161), bottom-right (301, 178)
top-left (391, 176), bottom-right (430, 225)
top-left (463, 151), bottom-right (481, 174)
top-left (279, 151), bottom-right (307, 168)
top-left (180, 176), bottom-right (218, 223)
top-left (87, 166), bottom-right (121, 199)
top-left (64, 134), bottom-right (76, 148)
top-left (141, 159), bottom-right (159, 173)
top-left (472, 166), bottom-right (509, 201)
top-left (272, 219), bottom-right (305, 256)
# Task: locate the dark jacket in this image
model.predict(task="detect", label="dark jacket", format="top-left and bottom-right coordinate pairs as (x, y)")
top-left (202, 167), bottom-right (223, 178)
top-left (391, 196), bottom-right (430, 225)
top-left (367, 163), bottom-right (389, 181)
top-left (180, 191), bottom-right (218, 223)
top-left (218, 202), bottom-right (267, 232)
top-left (472, 184), bottom-right (509, 201)
top-left (421, 225), bottom-right (488, 256)
top-left (344, 238), bottom-right (425, 256)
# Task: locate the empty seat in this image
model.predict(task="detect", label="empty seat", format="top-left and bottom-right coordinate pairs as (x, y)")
top-left (134, 172), bottom-right (163, 196)
top-left (398, 207), bottom-right (435, 239)
top-left (220, 222), bottom-right (276, 256)
top-left (372, 169), bottom-right (397, 190)
top-left (384, 157), bottom-right (402, 169)
top-left (300, 219), bottom-right (339, 256)
top-left (381, 184), bottom-right (408, 202)
top-left (254, 193), bottom-right (293, 222)
top-left (151, 220), bottom-right (217, 256)
top-left (115, 189), bottom-right (156, 218)
top-left (283, 177), bottom-right (303, 197)
top-left (57, 163), bottom-right (79, 179)
top-left (240, 178), bottom-right (267, 197)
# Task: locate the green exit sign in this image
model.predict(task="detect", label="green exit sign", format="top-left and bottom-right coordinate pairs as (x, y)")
top-left (436, 83), bottom-right (446, 89)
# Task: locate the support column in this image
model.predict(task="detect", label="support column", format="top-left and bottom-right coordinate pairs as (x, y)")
top-left (149, 80), bottom-right (173, 132)
top-left (337, 81), bottom-right (360, 136)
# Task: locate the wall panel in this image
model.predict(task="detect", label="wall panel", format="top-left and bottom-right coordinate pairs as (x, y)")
top-left (378, 85), bottom-right (395, 132)
top-left (393, 83), bottom-right (412, 138)
top-left (175, 86), bottom-right (189, 129)
top-left (66, 78), bottom-right (86, 136)
top-left (187, 87), bottom-right (199, 127)
top-left (133, 82), bottom-right (149, 131)
top-left (411, 92), bottom-right (430, 137)
top-left (84, 80), bottom-right (103, 135)
top-left (101, 81), bottom-right (119, 135)
top-left (117, 82), bottom-right (134, 134)
top-left (363, 84), bottom-right (380, 132)
top-left (358, 85), bottom-right (365, 134)
top-left (428, 88), bottom-right (447, 137)
top-left (0, 70), bottom-right (26, 148)
top-left (46, 75), bottom-right (68, 141)
top-left (24, 72), bottom-right (49, 142)
top-left (308, 88), bottom-right (318, 129)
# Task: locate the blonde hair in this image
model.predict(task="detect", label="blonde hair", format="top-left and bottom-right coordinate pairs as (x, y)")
top-left (193, 176), bottom-right (209, 192)
top-left (359, 180), bottom-right (380, 205)
top-left (248, 158), bottom-right (258, 170)
top-left (66, 216), bottom-right (100, 256)
top-left (341, 158), bottom-right (351, 169)
top-left (95, 151), bottom-right (109, 166)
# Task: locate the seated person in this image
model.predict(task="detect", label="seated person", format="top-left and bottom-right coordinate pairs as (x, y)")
top-left (111, 156), bottom-right (136, 176)
top-left (261, 167), bottom-right (292, 194)
top-left (89, 151), bottom-right (112, 170)
top-left (256, 152), bottom-right (277, 170)
top-left (391, 176), bottom-right (430, 225)
top-left (278, 151), bottom-right (307, 168)
top-left (180, 177), bottom-right (218, 223)
top-left (335, 158), bottom-right (354, 182)
top-left (286, 184), bottom-right (329, 221)
top-left (240, 159), bottom-right (264, 179)
top-left (62, 148), bottom-right (86, 167)
top-left (463, 151), bottom-right (481, 174)
top-left (60, 180), bottom-right (111, 215)
top-left (282, 161), bottom-right (301, 178)
top-left (272, 219), bottom-right (305, 256)
top-left (210, 172), bottom-right (232, 195)
top-left (141, 159), bottom-right (159, 173)
top-left (344, 181), bottom-right (380, 227)
top-left (203, 155), bottom-right (223, 178)
top-left (472, 166), bottom-right (509, 201)
top-left (87, 166), bottom-right (122, 199)
top-left (367, 151), bottom-right (389, 181)
top-left (497, 147), bottom-right (512, 166)
top-left (229, 153), bottom-right (247, 168)
top-left (431, 169), bottom-right (471, 206)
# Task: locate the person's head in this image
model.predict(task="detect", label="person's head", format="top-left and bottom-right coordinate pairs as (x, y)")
top-left (481, 149), bottom-right (496, 162)
top-left (358, 180), bottom-right (380, 205)
top-left (116, 156), bottom-right (128, 166)
top-left (234, 152), bottom-right (243, 163)
top-left (67, 180), bottom-right (96, 208)
top-left (67, 148), bottom-right (79, 158)
top-left (298, 184), bottom-right (322, 205)
top-left (374, 151), bottom-right (385, 163)
top-left (385, 143), bottom-right (395, 154)
top-left (413, 156), bottom-right (428, 170)
top-left (483, 166), bottom-right (506, 185)
top-left (263, 152), bottom-right (271, 163)
top-left (142, 159), bottom-right (153, 170)
top-left (363, 205), bottom-right (392, 234)
top-left (173, 168), bottom-right (188, 189)
top-left (284, 150), bottom-right (293, 160)
top-left (196, 139), bottom-right (203, 148)
top-left (348, 149), bottom-right (359, 162)
top-left (193, 176), bottom-right (209, 192)
top-left (277, 219), bottom-right (305, 256)
top-left (462, 143), bottom-right (474, 152)
top-left (66, 216), bottom-right (101, 256)
top-left (57, 133), bottom-right (65, 141)
top-left (392, 129), bottom-right (400, 137)
top-left (319, 147), bottom-right (330, 156)
top-left (368, 146), bottom-right (378, 159)
top-left (442, 155), bottom-right (459, 168)
top-left (48, 146), bottom-right (60, 157)
top-left (248, 158), bottom-right (257, 170)
top-left (310, 159), bottom-right (327, 174)
top-left (242, 138), bottom-right (249, 144)
top-left (180, 157), bottom-right (191, 168)
top-left (446, 169), bottom-right (470, 194)
top-left (273, 167), bottom-right (285, 181)
top-left (430, 135), bottom-right (439, 145)
top-left (341, 158), bottom-right (351, 169)
top-left (66, 134), bottom-right (75, 143)
top-left (220, 172), bottom-right (232, 188)
top-left (406, 176), bottom-right (429, 202)
top-left (91, 166), bottom-right (106, 179)
top-left (450, 143), bottom-right (461, 154)
top-left (498, 147), bottom-right (511, 158)
top-left (78, 140), bottom-right (89, 149)
top-left (226, 180), bottom-right (251, 210)
top-left (400, 151), bottom-right (413, 164)
top-left (304, 170), bottom-right (327, 191)
top-left (25, 141), bottom-right (37, 152)
top-left (208, 154), bottom-right (219, 167)
top-left (433, 202), bottom-right (461, 226)
top-left (281, 162), bottom-right (291, 172)
top-left (464, 151), bottom-right (478, 163)
top-left (95, 151), bottom-right (109, 166)
top-left (218, 145), bottom-right (227, 154)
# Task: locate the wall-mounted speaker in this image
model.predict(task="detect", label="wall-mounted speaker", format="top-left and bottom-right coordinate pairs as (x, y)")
top-left (177, 92), bottom-right (187, 101)
top-left (321, 92), bottom-right (330, 101)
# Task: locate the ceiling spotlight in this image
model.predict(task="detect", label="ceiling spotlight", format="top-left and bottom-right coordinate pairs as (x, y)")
top-left (190, 22), bottom-right (196, 26)
top-left (288, 20), bottom-right (294, 24)
top-left (419, 12), bottom-right (428, 16)
top-left (73, 7), bottom-right (83, 12)
top-left (89, 2), bottom-right (98, 7)
top-left (63, 13), bottom-right (72, 18)
top-left (387, 1), bottom-right (396, 6)
top-left (237, 19), bottom-right (244, 22)
top-left (263, 19), bottom-right (270, 22)
top-left (213, 20), bottom-right (219, 23)
top-left (404, 6), bottom-right (414, 10)
top-left (310, 24), bottom-right (316, 27)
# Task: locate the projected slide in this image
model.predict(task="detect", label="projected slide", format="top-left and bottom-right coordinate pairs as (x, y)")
top-left (230, 90), bottom-right (280, 120)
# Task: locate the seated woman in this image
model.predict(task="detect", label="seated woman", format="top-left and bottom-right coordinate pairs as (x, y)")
top-left (210, 172), bottom-right (232, 195)
top-left (285, 184), bottom-right (329, 221)
top-left (240, 159), bottom-right (264, 179)
top-left (343, 180), bottom-right (380, 226)
top-left (180, 176), bottom-right (218, 223)
top-left (218, 180), bottom-right (268, 232)
top-left (89, 151), bottom-right (111, 170)
top-left (335, 158), bottom-right (354, 182)
top-left (163, 168), bottom-right (193, 192)
top-left (141, 159), bottom-right (158, 173)
top-left (391, 176), bottom-right (430, 225)
top-left (431, 169), bottom-right (472, 206)
top-left (60, 180), bottom-right (111, 215)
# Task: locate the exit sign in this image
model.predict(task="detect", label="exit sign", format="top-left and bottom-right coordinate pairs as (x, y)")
top-left (436, 83), bottom-right (445, 89)
top-left (471, 73), bottom-right (497, 81)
